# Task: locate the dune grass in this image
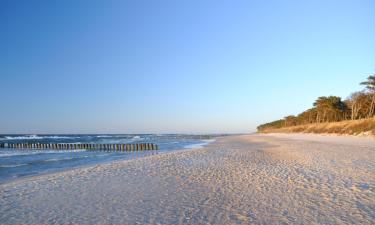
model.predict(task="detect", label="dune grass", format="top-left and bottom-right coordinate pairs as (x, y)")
top-left (258, 118), bottom-right (375, 136)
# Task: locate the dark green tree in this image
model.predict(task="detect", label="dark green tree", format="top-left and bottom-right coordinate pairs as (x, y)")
top-left (360, 75), bottom-right (375, 118)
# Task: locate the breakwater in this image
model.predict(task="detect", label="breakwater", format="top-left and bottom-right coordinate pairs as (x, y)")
top-left (0, 143), bottom-right (158, 152)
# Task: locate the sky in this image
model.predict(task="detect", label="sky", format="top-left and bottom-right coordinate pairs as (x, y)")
top-left (1, 0), bottom-right (374, 134)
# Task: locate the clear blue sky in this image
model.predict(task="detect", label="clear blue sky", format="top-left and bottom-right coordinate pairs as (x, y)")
top-left (1, 0), bottom-right (374, 134)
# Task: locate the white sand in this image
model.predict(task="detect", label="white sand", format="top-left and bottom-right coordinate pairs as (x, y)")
top-left (1, 134), bottom-right (375, 225)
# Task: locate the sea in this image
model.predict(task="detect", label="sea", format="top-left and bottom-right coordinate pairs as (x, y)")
top-left (0, 134), bottom-right (219, 183)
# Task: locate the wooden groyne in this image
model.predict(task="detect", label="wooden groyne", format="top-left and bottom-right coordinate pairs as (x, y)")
top-left (0, 143), bottom-right (158, 152)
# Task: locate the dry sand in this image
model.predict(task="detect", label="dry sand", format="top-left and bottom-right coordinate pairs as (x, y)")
top-left (1, 134), bottom-right (375, 225)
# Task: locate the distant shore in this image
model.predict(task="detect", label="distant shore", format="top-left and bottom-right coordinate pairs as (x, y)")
top-left (1, 134), bottom-right (375, 224)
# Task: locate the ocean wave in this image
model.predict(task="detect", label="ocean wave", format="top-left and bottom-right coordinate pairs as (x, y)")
top-left (0, 152), bottom-right (44, 157)
top-left (184, 139), bottom-right (216, 149)
top-left (44, 155), bottom-right (89, 162)
top-left (44, 157), bottom-right (75, 162)
top-left (0, 163), bottom-right (28, 168)
top-left (4, 135), bottom-right (79, 140)
top-left (4, 135), bottom-right (42, 140)
top-left (0, 149), bottom-right (87, 157)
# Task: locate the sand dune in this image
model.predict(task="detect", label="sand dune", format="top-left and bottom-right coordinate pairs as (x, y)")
top-left (1, 134), bottom-right (374, 224)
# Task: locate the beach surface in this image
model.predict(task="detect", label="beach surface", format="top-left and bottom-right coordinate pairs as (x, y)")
top-left (1, 134), bottom-right (375, 224)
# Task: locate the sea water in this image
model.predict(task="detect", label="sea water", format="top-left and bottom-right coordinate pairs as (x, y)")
top-left (0, 134), bottom-right (219, 183)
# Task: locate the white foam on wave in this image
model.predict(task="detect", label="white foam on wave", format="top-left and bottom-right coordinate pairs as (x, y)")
top-left (184, 139), bottom-right (216, 149)
top-left (0, 149), bottom-right (87, 157)
top-left (4, 135), bottom-right (41, 140)
top-left (0, 163), bottom-right (28, 168)
top-left (4, 135), bottom-right (79, 140)
top-left (44, 155), bottom-right (89, 162)
top-left (44, 157), bottom-right (74, 162)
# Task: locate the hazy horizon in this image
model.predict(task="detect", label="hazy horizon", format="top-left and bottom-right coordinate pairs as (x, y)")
top-left (1, 0), bottom-right (374, 134)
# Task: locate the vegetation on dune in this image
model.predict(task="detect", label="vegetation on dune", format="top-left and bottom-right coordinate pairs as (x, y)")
top-left (258, 75), bottom-right (375, 135)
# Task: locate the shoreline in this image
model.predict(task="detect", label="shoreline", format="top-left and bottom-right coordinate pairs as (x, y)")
top-left (0, 137), bottom-right (220, 186)
top-left (1, 134), bottom-right (374, 224)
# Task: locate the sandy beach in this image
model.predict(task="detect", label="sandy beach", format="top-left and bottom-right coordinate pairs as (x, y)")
top-left (1, 134), bottom-right (375, 225)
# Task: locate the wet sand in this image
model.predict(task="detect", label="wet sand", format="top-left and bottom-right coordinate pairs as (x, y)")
top-left (1, 134), bottom-right (375, 224)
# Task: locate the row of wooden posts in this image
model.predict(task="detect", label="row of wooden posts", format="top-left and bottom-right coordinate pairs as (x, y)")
top-left (0, 143), bottom-right (158, 152)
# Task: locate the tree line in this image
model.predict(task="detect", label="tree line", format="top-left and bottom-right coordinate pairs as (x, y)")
top-left (257, 76), bottom-right (375, 131)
